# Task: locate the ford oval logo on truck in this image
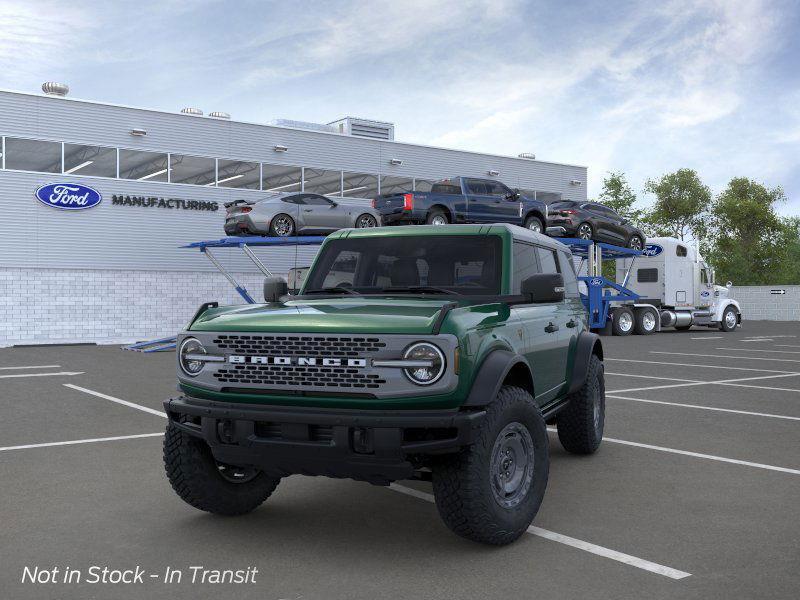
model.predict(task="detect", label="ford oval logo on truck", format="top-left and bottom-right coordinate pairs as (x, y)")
top-left (641, 244), bottom-right (663, 257)
top-left (35, 183), bottom-right (102, 210)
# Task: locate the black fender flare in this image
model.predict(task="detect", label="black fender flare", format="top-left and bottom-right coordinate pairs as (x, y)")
top-left (567, 331), bottom-right (603, 395)
top-left (463, 349), bottom-right (531, 407)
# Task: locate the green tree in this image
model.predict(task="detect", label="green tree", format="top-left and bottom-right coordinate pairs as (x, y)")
top-left (642, 169), bottom-right (711, 241)
top-left (598, 171), bottom-right (642, 225)
top-left (705, 177), bottom-right (791, 285)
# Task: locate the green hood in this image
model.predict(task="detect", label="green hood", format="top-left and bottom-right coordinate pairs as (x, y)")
top-left (189, 297), bottom-right (456, 335)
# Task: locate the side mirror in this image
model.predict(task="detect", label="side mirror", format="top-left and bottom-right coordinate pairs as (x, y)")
top-left (329, 201), bottom-right (338, 208)
top-left (263, 276), bottom-right (288, 302)
top-left (726, 281), bottom-right (732, 288)
top-left (521, 273), bottom-right (565, 303)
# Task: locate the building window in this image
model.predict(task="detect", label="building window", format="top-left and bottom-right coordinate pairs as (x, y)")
top-left (217, 159), bottom-right (260, 189)
top-left (119, 149), bottom-right (169, 182)
top-left (170, 154), bottom-right (216, 186)
top-left (414, 178), bottom-right (436, 192)
top-left (304, 168), bottom-right (342, 196)
top-left (379, 175), bottom-right (413, 195)
top-left (262, 163), bottom-right (302, 192)
top-left (63, 144), bottom-right (117, 177)
top-left (341, 171), bottom-right (378, 198)
top-left (4, 138), bottom-right (61, 173)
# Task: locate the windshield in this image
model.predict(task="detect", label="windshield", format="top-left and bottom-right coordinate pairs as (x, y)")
top-left (304, 235), bottom-right (503, 296)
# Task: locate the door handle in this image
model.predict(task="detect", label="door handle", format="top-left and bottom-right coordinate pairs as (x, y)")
top-left (303, 209), bottom-right (313, 212)
top-left (545, 322), bottom-right (559, 333)
top-left (566, 319), bottom-right (577, 328)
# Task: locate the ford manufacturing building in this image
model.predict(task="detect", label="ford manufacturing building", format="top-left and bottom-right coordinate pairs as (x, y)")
top-left (0, 85), bottom-right (587, 347)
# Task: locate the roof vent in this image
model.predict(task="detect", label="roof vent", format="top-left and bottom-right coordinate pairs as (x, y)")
top-left (209, 111), bottom-right (230, 119)
top-left (328, 117), bottom-right (394, 141)
top-left (180, 107), bottom-right (203, 116)
top-left (42, 82), bottom-right (69, 96)
top-left (269, 119), bottom-right (337, 134)
top-left (518, 152), bottom-right (536, 160)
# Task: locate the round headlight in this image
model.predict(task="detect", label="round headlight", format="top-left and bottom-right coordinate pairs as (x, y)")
top-left (403, 342), bottom-right (445, 385)
top-left (179, 337), bottom-right (206, 376)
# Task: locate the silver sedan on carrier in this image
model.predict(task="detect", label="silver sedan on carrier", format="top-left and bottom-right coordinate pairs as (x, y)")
top-left (224, 192), bottom-right (382, 237)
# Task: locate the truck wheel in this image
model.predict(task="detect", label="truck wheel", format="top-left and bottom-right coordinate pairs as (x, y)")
top-left (611, 307), bottom-right (634, 336)
top-left (426, 209), bottom-right (449, 225)
top-left (719, 306), bottom-right (738, 332)
top-left (633, 308), bottom-right (657, 335)
top-left (524, 215), bottom-right (544, 233)
top-left (163, 421), bottom-right (280, 516)
top-left (269, 214), bottom-right (295, 237)
top-left (557, 354), bottom-right (604, 454)
top-left (432, 386), bottom-right (549, 545)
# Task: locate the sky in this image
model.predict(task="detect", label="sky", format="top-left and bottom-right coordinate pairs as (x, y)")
top-left (1, 0), bottom-right (799, 213)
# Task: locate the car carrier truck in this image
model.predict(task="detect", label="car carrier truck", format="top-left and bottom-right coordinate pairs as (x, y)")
top-left (605, 236), bottom-right (742, 335)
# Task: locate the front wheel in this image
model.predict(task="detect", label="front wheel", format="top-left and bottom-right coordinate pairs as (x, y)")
top-left (355, 213), bottom-right (378, 228)
top-left (163, 421), bottom-right (280, 515)
top-left (719, 306), bottom-right (738, 332)
top-left (524, 215), bottom-right (544, 233)
top-left (432, 386), bottom-right (549, 545)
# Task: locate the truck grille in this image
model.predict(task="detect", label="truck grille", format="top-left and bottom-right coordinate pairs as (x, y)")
top-left (212, 335), bottom-right (386, 357)
top-left (213, 364), bottom-right (387, 389)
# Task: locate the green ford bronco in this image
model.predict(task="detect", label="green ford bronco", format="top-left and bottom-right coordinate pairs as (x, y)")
top-left (163, 224), bottom-right (605, 545)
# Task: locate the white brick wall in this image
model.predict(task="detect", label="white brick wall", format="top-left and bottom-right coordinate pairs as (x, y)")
top-left (729, 286), bottom-right (800, 322)
top-left (0, 268), bottom-right (272, 347)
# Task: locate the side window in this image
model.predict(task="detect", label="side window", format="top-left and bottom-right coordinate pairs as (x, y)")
top-left (512, 242), bottom-right (540, 293)
top-left (676, 245), bottom-right (688, 257)
top-left (536, 247), bottom-right (560, 275)
top-left (557, 251), bottom-right (579, 298)
top-left (322, 251), bottom-right (360, 288)
top-left (701, 269), bottom-right (709, 284)
top-left (304, 195), bottom-right (333, 206)
top-left (638, 268), bottom-right (658, 283)
top-left (282, 195), bottom-right (303, 205)
top-left (465, 179), bottom-right (488, 195)
top-left (485, 181), bottom-right (510, 197)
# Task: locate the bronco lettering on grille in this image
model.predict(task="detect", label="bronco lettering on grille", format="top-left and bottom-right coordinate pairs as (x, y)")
top-left (228, 355), bottom-right (368, 367)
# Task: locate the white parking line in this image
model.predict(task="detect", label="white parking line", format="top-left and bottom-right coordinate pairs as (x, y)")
top-left (0, 433), bottom-right (164, 453)
top-left (607, 395), bottom-right (800, 421)
top-left (715, 348), bottom-right (800, 354)
top-left (0, 365), bottom-right (61, 370)
top-left (740, 339), bottom-right (773, 343)
top-left (776, 345), bottom-right (800, 349)
top-left (690, 336), bottom-right (723, 340)
top-left (606, 358), bottom-right (797, 374)
top-left (649, 352), bottom-right (800, 364)
top-left (606, 372), bottom-right (701, 383)
top-left (607, 372), bottom-right (800, 394)
top-left (64, 384), bottom-right (167, 418)
top-left (388, 484), bottom-right (691, 580)
top-left (0, 371), bottom-right (84, 379)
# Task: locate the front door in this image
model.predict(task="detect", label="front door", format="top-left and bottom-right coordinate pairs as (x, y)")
top-left (464, 179), bottom-right (494, 223)
top-left (300, 195), bottom-right (347, 232)
top-left (483, 180), bottom-right (523, 224)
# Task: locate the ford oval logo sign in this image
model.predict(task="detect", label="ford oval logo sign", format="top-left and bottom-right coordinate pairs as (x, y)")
top-left (641, 244), bottom-right (663, 257)
top-left (35, 183), bottom-right (102, 210)
top-left (589, 278), bottom-right (603, 286)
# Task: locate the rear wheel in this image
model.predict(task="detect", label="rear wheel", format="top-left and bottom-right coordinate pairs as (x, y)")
top-left (557, 354), bottom-right (604, 454)
top-left (432, 386), bottom-right (549, 545)
top-left (426, 209), bottom-right (449, 226)
top-left (576, 222), bottom-right (593, 240)
top-left (269, 214), bottom-right (295, 237)
top-left (524, 215), bottom-right (544, 233)
top-left (627, 235), bottom-right (644, 251)
top-left (611, 307), bottom-right (634, 336)
top-left (634, 308), bottom-right (657, 335)
top-left (355, 213), bottom-right (378, 228)
top-left (719, 306), bottom-right (738, 332)
top-left (163, 421), bottom-right (280, 515)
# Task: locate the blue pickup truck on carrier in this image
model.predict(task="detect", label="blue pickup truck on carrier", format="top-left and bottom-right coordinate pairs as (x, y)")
top-left (373, 177), bottom-right (548, 233)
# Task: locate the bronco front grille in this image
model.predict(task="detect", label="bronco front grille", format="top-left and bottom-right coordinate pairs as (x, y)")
top-left (212, 335), bottom-right (386, 357)
top-left (213, 364), bottom-right (387, 389)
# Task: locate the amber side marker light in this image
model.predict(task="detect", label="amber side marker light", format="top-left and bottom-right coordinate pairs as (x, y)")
top-left (453, 347), bottom-right (460, 375)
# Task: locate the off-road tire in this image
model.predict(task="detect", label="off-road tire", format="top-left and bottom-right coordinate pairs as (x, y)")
top-left (633, 307), bottom-right (657, 335)
top-left (719, 306), bottom-right (738, 332)
top-left (431, 386), bottom-right (549, 545)
top-left (163, 421), bottom-right (280, 515)
top-left (557, 354), bottom-right (605, 454)
top-left (426, 208), bottom-right (449, 225)
top-left (524, 215), bottom-right (544, 234)
top-left (269, 213), bottom-right (295, 237)
top-left (611, 307), bottom-right (634, 336)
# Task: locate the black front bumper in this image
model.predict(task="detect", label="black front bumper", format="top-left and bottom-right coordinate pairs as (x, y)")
top-left (164, 396), bottom-right (485, 485)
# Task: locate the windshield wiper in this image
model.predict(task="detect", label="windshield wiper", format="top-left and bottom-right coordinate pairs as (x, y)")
top-left (380, 286), bottom-right (458, 295)
top-left (305, 287), bottom-right (360, 295)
